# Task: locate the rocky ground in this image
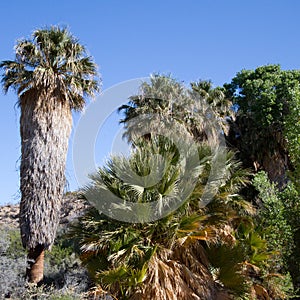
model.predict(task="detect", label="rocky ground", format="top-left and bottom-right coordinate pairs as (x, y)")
top-left (0, 193), bottom-right (115, 299)
top-left (0, 192), bottom-right (90, 228)
top-left (0, 203), bottom-right (19, 228)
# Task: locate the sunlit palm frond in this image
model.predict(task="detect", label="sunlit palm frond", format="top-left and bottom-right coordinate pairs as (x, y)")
top-left (1, 26), bottom-right (99, 109)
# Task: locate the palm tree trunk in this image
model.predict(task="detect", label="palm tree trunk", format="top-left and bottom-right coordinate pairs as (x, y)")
top-left (19, 92), bottom-right (72, 281)
top-left (26, 245), bottom-right (45, 283)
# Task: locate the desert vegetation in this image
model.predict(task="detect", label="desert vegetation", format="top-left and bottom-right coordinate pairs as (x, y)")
top-left (0, 26), bottom-right (299, 299)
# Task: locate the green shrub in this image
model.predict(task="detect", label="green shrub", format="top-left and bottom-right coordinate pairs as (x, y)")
top-left (253, 171), bottom-right (295, 296)
top-left (0, 225), bottom-right (90, 299)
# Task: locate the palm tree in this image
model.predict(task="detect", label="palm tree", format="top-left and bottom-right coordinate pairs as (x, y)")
top-left (119, 75), bottom-right (193, 142)
top-left (0, 26), bottom-right (99, 283)
top-left (70, 134), bottom-right (279, 299)
top-left (71, 138), bottom-right (220, 299)
top-left (190, 80), bottom-right (234, 135)
top-left (119, 75), bottom-right (234, 144)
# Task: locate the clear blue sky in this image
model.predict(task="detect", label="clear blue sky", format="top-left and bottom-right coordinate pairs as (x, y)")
top-left (1, 0), bottom-right (300, 205)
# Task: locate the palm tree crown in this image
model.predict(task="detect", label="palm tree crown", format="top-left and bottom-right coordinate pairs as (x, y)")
top-left (1, 26), bottom-right (99, 109)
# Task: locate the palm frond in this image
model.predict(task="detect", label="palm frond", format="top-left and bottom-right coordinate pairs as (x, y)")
top-left (0, 26), bottom-right (100, 109)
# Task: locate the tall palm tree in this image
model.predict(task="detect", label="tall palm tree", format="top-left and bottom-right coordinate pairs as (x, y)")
top-left (0, 26), bottom-right (99, 283)
top-left (190, 80), bottom-right (235, 135)
top-left (119, 75), bottom-right (234, 144)
top-left (119, 75), bottom-right (193, 142)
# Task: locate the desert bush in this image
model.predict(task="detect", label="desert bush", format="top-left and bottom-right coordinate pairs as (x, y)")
top-left (0, 225), bottom-right (91, 299)
top-left (0, 226), bottom-right (27, 298)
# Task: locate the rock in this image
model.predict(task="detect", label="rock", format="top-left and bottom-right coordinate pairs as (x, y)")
top-left (0, 193), bottom-right (91, 228)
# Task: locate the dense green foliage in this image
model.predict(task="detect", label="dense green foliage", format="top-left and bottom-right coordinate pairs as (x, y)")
top-left (280, 183), bottom-right (300, 292)
top-left (227, 65), bottom-right (296, 126)
top-left (225, 65), bottom-right (300, 180)
top-left (225, 65), bottom-right (300, 294)
top-left (253, 172), bottom-right (294, 291)
top-left (72, 141), bottom-right (267, 298)
top-left (70, 75), bottom-right (298, 299)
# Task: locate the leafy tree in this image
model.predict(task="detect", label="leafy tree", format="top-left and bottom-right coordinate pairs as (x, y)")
top-left (225, 65), bottom-right (300, 293)
top-left (252, 171), bottom-right (300, 296)
top-left (225, 65), bottom-right (300, 186)
top-left (0, 26), bottom-right (99, 283)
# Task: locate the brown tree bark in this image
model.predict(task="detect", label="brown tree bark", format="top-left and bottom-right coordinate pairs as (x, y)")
top-left (26, 245), bottom-right (45, 284)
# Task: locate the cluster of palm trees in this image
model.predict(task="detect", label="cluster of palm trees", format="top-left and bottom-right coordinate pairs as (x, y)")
top-left (1, 26), bottom-right (299, 299)
top-left (71, 76), bottom-right (287, 299)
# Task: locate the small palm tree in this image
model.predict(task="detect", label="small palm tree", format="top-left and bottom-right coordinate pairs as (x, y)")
top-left (0, 26), bottom-right (99, 283)
top-left (71, 137), bottom-right (264, 299)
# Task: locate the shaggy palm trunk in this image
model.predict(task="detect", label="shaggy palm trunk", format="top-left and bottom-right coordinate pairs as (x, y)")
top-left (19, 91), bottom-right (72, 283)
